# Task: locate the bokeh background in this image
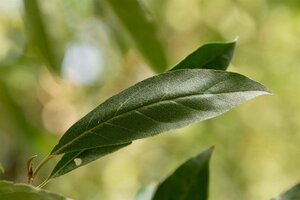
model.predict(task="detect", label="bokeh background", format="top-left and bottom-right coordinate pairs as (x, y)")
top-left (1, 0), bottom-right (300, 199)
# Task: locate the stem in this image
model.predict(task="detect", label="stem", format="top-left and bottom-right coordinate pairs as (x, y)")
top-left (37, 179), bottom-right (51, 188)
top-left (33, 155), bottom-right (53, 178)
top-left (26, 155), bottom-right (37, 185)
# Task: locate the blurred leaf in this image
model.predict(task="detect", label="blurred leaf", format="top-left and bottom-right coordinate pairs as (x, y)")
top-left (23, 0), bottom-right (59, 72)
top-left (0, 164), bottom-right (4, 174)
top-left (93, 0), bottom-right (129, 54)
top-left (51, 69), bottom-right (269, 155)
top-left (170, 40), bottom-right (237, 71)
top-left (0, 27), bottom-right (26, 68)
top-left (104, 0), bottom-right (168, 73)
top-left (152, 147), bottom-right (213, 200)
top-left (267, 0), bottom-right (300, 10)
top-left (0, 80), bottom-right (51, 152)
top-left (0, 181), bottom-right (67, 200)
top-left (48, 142), bottom-right (131, 179)
top-left (272, 182), bottom-right (300, 200)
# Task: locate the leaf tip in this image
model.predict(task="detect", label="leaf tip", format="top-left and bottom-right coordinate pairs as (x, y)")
top-left (205, 146), bottom-right (215, 157)
top-left (208, 145), bottom-right (215, 151)
top-left (196, 146), bottom-right (214, 162)
top-left (233, 36), bottom-right (239, 42)
top-left (260, 87), bottom-right (272, 96)
top-left (266, 89), bottom-right (272, 95)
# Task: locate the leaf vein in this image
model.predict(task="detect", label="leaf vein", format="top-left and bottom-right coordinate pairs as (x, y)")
top-left (105, 122), bottom-right (140, 135)
top-left (135, 110), bottom-right (169, 124)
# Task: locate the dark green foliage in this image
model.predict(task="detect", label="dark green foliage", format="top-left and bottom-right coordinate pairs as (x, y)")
top-left (48, 67), bottom-right (269, 178)
top-left (51, 69), bottom-right (269, 155)
top-left (152, 147), bottom-right (213, 200)
top-left (48, 142), bottom-right (131, 179)
top-left (170, 40), bottom-right (236, 71)
top-left (47, 40), bottom-right (258, 178)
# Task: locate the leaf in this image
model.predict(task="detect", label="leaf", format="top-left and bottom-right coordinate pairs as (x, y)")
top-left (170, 40), bottom-right (237, 71)
top-left (152, 147), bottom-right (213, 200)
top-left (23, 0), bottom-right (59, 72)
top-left (48, 142), bottom-right (131, 179)
top-left (51, 69), bottom-right (270, 155)
top-left (272, 182), bottom-right (300, 200)
top-left (104, 0), bottom-right (168, 73)
top-left (0, 181), bottom-right (68, 200)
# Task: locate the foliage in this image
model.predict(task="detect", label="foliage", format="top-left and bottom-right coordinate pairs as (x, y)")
top-left (43, 39), bottom-right (267, 183)
top-left (0, 181), bottom-right (67, 200)
top-left (48, 68), bottom-right (268, 177)
top-left (103, 0), bottom-right (168, 73)
top-left (0, 0), bottom-right (299, 200)
top-left (152, 147), bottom-right (213, 200)
top-left (23, 0), bottom-right (60, 72)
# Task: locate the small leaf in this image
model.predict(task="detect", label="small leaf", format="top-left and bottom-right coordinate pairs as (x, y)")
top-left (104, 0), bottom-right (168, 73)
top-left (23, 0), bottom-right (59, 72)
top-left (51, 69), bottom-right (270, 155)
top-left (170, 40), bottom-right (237, 71)
top-left (0, 181), bottom-right (68, 200)
top-left (272, 182), bottom-right (300, 200)
top-left (48, 142), bottom-right (131, 179)
top-left (152, 147), bottom-right (214, 200)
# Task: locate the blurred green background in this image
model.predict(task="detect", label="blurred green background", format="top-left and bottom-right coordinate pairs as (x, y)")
top-left (0, 0), bottom-right (300, 199)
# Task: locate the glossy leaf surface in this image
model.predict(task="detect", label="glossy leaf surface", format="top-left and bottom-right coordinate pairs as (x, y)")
top-left (0, 181), bottom-right (67, 200)
top-left (152, 147), bottom-right (213, 200)
top-left (51, 69), bottom-right (269, 155)
top-left (23, 0), bottom-right (59, 72)
top-left (272, 182), bottom-right (300, 200)
top-left (170, 40), bottom-right (236, 71)
top-left (105, 0), bottom-right (167, 73)
top-left (48, 142), bottom-right (131, 179)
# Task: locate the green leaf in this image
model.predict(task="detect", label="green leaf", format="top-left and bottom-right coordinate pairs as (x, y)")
top-left (48, 142), bottom-right (131, 179)
top-left (51, 69), bottom-right (270, 155)
top-left (272, 182), bottom-right (300, 200)
top-left (170, 40), bottom-right (237, 71)
top-left (105, 0), bottom-right (168, 73)
top-left (23, 0), bottom-right (59, 72)
top-left (0, 181), bottom-right (67, 200)
top-left (152, 147), bottom-right (213, 200)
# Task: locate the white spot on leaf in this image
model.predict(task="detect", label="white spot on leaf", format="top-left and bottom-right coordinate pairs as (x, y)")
top-left (74, 158), bottom-right (82, 166)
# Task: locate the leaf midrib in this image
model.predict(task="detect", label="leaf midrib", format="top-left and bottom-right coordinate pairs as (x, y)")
top-left (52, 89), bottom-right (262, 154)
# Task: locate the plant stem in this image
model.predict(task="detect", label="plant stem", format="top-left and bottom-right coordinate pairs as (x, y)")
top-left (37, 179), bottom-right (51, 188)
top-left (33, 155), bottom-right (53, 179)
